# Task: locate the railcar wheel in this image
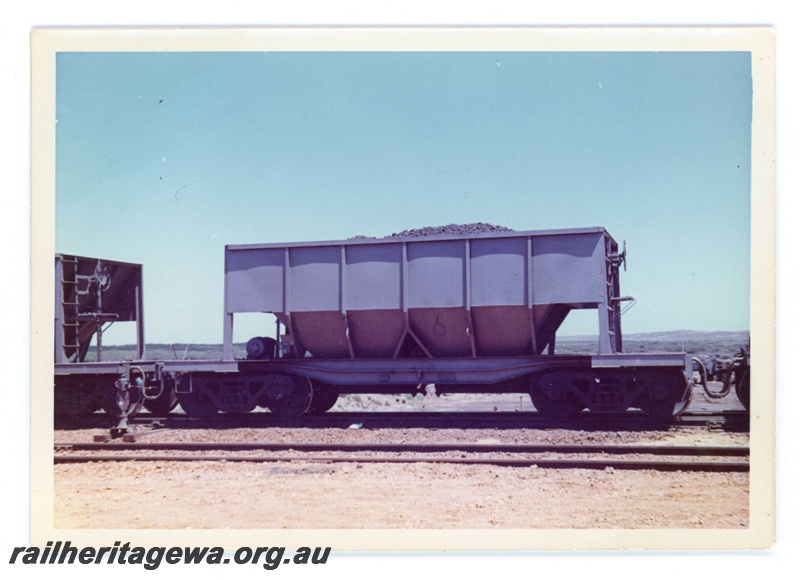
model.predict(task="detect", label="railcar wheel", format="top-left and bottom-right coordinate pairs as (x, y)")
top-left (735, 368), bottom-right (750, 411)
top-left (529, 372), bottom-right (586, 418)
top-left (637, 371), bottom-right (686, 419)
top-left (142, 378), bottom-right (179, 415)
top-left (306, 380), bottom-right (339, 415)
top-left (175, 382), bottom-right (219, 418)
top-left (262, 374), bottom-right (313, 417)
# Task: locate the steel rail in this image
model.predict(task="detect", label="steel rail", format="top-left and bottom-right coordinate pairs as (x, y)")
top-left (55, 441), bottom-right (750, 456)
top-left (126, 410), bottom-right (748, 428)
top-left (138, 410), bottom-right (748, 419)
top-left (52, 452), bottom-right (749, 472)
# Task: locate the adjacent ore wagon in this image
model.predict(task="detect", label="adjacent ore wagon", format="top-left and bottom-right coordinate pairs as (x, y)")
top-left (54, 226), bottom-right (699, 427)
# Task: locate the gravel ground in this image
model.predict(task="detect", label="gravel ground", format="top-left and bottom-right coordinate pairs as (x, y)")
top-left (54, 425), bottom-right (748, 448)
top-left (54, 461), bottom-right (748, 530)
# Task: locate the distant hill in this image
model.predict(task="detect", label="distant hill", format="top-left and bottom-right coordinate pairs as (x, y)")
top-left (559, 330), bottom-right (750, 342)
top-left (556, 330), bottom-right (749, 356)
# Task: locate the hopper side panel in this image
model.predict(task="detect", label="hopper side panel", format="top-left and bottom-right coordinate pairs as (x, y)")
top-left (531, 233), bottom-right (606, 306)
top-left (348, 310), bottom-right (406, 357)
top-left (407, 240), bottom-right (466, 308)
top-left (472, 305), bottom-right (532, 356)
top-left (409, 308), bottom-right (472, 357)
top-left (345, 244), bottom-right (403, 310)
top-left (292, 311), bottom-right (350, 358)
top-left (225, 248), bottom-right (284, 313)
top-left (469, 237), bottom-right (527, 307)
top-left (289, 246), bottom-right (342, 313)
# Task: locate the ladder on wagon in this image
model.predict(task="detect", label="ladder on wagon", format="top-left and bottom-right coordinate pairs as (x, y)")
top-left (56, 256), bottom-right (119, 363)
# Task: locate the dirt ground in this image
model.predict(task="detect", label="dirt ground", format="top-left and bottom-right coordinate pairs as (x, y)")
top-left (54, 460), bottom-right (748, 530)
top-left (53, 386), bottom-right (749, 530)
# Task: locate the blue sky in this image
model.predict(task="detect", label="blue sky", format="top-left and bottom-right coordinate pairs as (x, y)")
top-left (55, 50), bottom-right (752, 345)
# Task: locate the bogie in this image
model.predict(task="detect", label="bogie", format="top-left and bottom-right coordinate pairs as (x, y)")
top-left (528, 368), bottom-right (690, 419)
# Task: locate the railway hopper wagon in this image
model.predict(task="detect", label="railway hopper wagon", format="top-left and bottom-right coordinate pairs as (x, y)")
top-left (54, 227), bottom-right (695, 425)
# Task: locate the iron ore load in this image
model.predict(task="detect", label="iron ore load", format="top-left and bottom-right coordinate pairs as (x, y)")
top-left (55, 225), bottom-right (736, 427)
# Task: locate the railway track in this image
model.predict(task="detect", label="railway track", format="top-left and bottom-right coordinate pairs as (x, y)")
top-left (57, 409), bottom-right (749, 434)
top-left (54, 441), bottom-right (749, 472)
